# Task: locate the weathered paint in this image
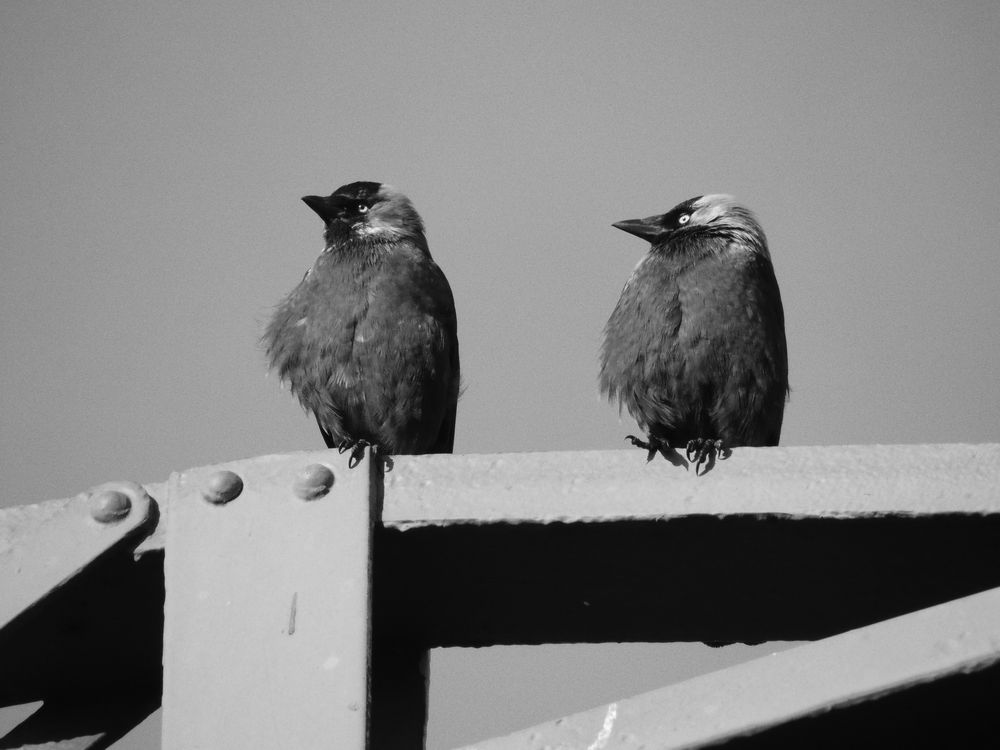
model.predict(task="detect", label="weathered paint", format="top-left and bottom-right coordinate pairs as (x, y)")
top-left (382, 443), bottom-right (1000, 527)
top-left (461, 586), bottom-right (1000, 749)
top-left (3, 443), bottom-right (999, 747)
top-left (134, 444), bottom-right (1000, 555)
top-left (0, 695), bottom-right (160, 750)
top-left (161, 450), bottom-right (374, 750)
top-left (0, 480), bottom-right (155, 630)
top-left (373, 512), bottom-right (1000, 647)
top-left (0, 481), bottom-right (160, 748)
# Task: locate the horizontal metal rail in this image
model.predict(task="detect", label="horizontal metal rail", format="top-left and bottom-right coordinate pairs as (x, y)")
top-left (1, 443), bottom-right (998, 748)
top-left (463, 586), bottom-right (1000, 749)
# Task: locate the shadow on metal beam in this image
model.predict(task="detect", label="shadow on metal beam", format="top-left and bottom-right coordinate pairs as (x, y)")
top-left (374, 515), bottom-right (1000, 647)
top-left (0, 693), bottom-right (159, 750)
top-left (722, 660), bottom-right (1000, 749)
top-left (0, 542), bottom-right (163, 748)
top-left (0, 548), bottom-right (164, 708)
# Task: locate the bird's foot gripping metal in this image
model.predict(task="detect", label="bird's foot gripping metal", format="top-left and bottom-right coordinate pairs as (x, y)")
top-left (625, 434), bottom-right (665, 463)
top-left (338, 440), bottom-right (373, 469)
top-left (336, 440), bottom-right (394, 470)
top-left (686, 439), bottom-right (732, 475)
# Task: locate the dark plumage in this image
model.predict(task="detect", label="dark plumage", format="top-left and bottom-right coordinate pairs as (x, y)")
top-left (264, 182), bottom-right (459, 465)
top-left (599, 194), bottom-right (788, 471)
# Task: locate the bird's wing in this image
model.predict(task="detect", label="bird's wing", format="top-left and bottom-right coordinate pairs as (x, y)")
top-left (354, 252), bottom-right (460, 454)
top-left (600, 255), bottom-right (688, 438)
top-left (262, 259), bottom-right (369, 447)
top-left (698, 251), bottom-right (788, 446)
top-left (429, 335), bottom-right (460, 453)
top-left (316, 416), bottom-right (337, 449)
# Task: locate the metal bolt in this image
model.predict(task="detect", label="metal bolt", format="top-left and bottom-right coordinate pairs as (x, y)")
top-left (202, 470), bottom-right (244, 505)
top-left (90, 489), bottom-right (132, 523)
top-left (293, 463), bottom-right (335, 500)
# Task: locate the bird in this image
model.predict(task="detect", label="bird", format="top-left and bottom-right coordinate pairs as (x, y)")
top-left (263, 181), bottom-right (460, 467)
top-left (599, 194), bottom-right (788, 473)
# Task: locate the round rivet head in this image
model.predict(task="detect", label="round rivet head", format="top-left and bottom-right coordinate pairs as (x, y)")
top-left (202, 470), bottom-right (244, 505)
top-left (293, 464), bottom-right (335, 500)
top-left (90, 489), bottom-right (132, 523)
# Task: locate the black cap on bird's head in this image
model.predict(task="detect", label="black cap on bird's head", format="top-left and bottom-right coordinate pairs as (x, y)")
top-left (613, 194), bottom-right (765, 251)
top-left (303, 181), bottom-right (427, 251)
top-left (302, 181), bottom-right (382, 225)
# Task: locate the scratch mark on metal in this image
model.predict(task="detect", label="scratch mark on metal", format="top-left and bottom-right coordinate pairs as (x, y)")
top-left (288, 591), bottom-right (297, 635)
top-left (588, 702), bottom-right (617, 749)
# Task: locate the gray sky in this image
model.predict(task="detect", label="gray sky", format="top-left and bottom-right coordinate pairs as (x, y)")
top-left (2, 2), bottom-right (998, 747)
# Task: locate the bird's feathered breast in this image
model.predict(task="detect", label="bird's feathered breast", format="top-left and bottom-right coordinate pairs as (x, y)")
top-left (599, 229), bottom-right (782, 411)
top-left (263, 237), bottom-right (459, 447)
top-left (263, 249), bottom-right (377, 391)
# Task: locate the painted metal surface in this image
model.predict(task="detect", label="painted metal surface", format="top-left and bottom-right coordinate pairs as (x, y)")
top-left (0, 481), bottom-right (160, 749)
top-left (462, 586), bottom-right (1000, 749)
top-left (3, 443), bottom-right (999, 747)
top-left (382, 443), bottom-right (1000, 526)
top-left (135, 444), bottom-right (1000, 553)
top-left (0, 480), bottom-right (156, 631)
top-left (0, 695), bottom-right (160, 750)
top-left (373, 514), bottom-right (1000, 648)
top-left (373, 444), bottom-right (1000, 647)
top-left (161, 450), bottom-right (374, 750)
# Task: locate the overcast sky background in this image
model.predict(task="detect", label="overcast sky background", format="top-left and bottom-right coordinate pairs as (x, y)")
top-left (3, 2), bottom-right (999, 748)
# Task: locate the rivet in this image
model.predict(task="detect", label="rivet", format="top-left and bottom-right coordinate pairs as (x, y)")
top-left (90, 489), bottom-right (132, 523)
top-left (202, 470), bottom-right (244, 505)
top-left (293, 464), bottom-right (335, 500)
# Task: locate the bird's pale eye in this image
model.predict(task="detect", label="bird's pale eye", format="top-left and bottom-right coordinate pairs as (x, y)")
top-left (678, 214), bottom-right (690, 225)
top-left (357, 203), bottom-right (369, 214)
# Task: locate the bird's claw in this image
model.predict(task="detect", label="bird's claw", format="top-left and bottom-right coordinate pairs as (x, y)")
top-left (626, 434), bottom-right (661, 463)
top-left (338, 439), bottom-right (373, 469)
top-left (685, 438), bottom-right (730, 475)
top-left (348, 443), bottom-right (367, 469)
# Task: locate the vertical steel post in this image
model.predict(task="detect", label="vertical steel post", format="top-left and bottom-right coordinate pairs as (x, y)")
top-left (161, 451), bottom-right (374, 749)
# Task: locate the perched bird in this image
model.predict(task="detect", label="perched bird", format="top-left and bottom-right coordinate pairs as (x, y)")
top-left (599, 194), bottom-right (788, 472)
top-left (263, 181), bottom-right (460, 466)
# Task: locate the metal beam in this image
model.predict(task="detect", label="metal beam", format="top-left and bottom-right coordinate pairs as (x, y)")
top-left (135, 444), bottom-right (1000, 554)
top-left (0, 482), bottom-right (161, 748)
top-left (3, 444), bottom-right (999, 747)
top-left (374, 513), bottom-right (1000, 646)
top-left (369, 444), bottom-right (1000, 646)
top-left (0, 695), bottom-right (159, 750)
top-left (1, 481), bottom-right (157, 632)
top-left (137, 444), bottom-right (1000, 645)
top-left (461, 586), bottom-right (1000, 749)
top-left (382, 443), bottom-right (1000, 525)
top-left (160, 450), bottom-right (376, 749)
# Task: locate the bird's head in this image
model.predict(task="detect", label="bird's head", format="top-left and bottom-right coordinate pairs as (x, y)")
top-left (613, 194), bottom-right (767, 256)
top-left (303, 181), bottom-right (428, 252)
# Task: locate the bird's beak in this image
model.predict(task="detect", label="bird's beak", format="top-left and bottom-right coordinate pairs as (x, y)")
top-left (302, 195), bottom-right (330, 219)
top-left (612, 216), bottom-right (668, 243)
top-left (302, 194), bottom-right (355, 222)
